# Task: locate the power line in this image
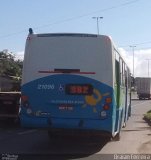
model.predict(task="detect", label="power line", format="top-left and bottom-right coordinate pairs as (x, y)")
top-left (0, 30), bottom-right (27, 39)
top-left (0, 0), bottom-right (141, 39)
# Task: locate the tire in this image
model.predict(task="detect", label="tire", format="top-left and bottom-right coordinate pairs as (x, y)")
top-left (122, 122), bottom-right (126, 128)
top-left (113, 132), bottom-right (121, 141)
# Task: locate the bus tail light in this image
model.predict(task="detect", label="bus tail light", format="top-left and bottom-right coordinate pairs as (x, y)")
top-left (105, 97), bottom-right (112, 103)
top-left (21, 95), bottom-right (33, 115)
top-left (21, 95), bottom-right (28, 101)
top-left (21, 95), bottom-right (29, 108)
top-left (100, 104), bottom-right (110, 119)
top-left (103, 104), bottom-right (110, 110)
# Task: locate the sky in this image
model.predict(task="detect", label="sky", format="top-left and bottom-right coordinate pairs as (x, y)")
top-left (0, 0), bottom-right (151, 77)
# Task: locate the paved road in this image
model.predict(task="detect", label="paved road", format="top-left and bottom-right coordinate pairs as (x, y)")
top-left (100, 100), bottom-right (151, 154)
top-left (0, 99), bottom-right (151, 160)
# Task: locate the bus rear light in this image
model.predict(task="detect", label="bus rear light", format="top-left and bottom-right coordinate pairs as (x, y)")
top-left (105, 97), bottom-right (112, 103)
top-left (103, 104), bottom-right (110, 110)
top-left (21, 95), bottom-right (28, 102)
top-left (21, 95), bottom-right (29, 108)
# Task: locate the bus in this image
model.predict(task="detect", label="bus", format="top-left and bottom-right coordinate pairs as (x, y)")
top-left (20, 28), bottom-right (131, 140)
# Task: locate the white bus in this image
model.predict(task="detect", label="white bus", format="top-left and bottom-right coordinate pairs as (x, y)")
top-left (20, 28), bottom-right (131, 140)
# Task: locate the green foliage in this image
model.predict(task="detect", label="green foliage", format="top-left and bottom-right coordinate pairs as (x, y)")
top-left (144, 110), bottom-right (151, 121)
top-left (0, 51), bottom-right (23, 79)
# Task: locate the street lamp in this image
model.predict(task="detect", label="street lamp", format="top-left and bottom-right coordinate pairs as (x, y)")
top-left (130, 45), bottom-right (136, 77)
top-left (145, 59), bottom-right (151, 77)
top-left (92, 17), bottom-right (103, 35)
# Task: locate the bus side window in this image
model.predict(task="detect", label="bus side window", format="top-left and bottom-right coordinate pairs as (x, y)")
top-left (115, 59), bottom-right (120, 107)
top-left (114, 49), bottom-right (120, 85)
top-left (120, 58), bottom-right (123, 86)
top-left (123, 62), bottom-right (125, 86)
top-left (125, 68), bottom-right (128, 87)
top-left (115, 60), bottom-right (120, 85)
top-left (128, 71), bottom-right (132, 89)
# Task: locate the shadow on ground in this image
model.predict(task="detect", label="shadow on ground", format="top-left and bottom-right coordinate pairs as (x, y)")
top-left (0, 118), bottom-right (20, 128)
top-left (32, 134), bottom-right (110, 160)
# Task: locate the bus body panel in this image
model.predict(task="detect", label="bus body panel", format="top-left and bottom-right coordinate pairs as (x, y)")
top-left (21, 74), bottom-right (115, 133)
top-left (22, 34), bottom-right (113, 87)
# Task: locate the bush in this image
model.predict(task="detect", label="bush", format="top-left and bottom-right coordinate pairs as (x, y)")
top-left (144, 110), bottom-right (151, 122)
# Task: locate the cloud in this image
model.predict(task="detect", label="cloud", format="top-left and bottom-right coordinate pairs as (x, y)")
top-left (15, 51), bottom-right (24, 60)
top-left (119, 48), bottom-right (151, 77)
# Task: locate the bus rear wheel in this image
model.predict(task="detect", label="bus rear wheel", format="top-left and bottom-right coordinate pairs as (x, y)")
top-left (113, 132), bottom-right (121, 141)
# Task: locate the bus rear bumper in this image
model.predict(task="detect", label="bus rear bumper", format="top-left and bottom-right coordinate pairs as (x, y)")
top-left (48, 128), bottom-right (112, 138)
top-left (20, 114), bottom-right (112, 137)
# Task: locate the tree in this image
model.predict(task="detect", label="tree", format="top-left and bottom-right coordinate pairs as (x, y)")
top-left (0, 50), bottom-right (23, 79)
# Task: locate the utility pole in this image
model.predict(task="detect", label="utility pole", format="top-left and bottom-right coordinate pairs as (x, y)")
top-left (130, 45), bottom-right (136, 77)
top-left (92, 17), bottom-right (103, 35)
